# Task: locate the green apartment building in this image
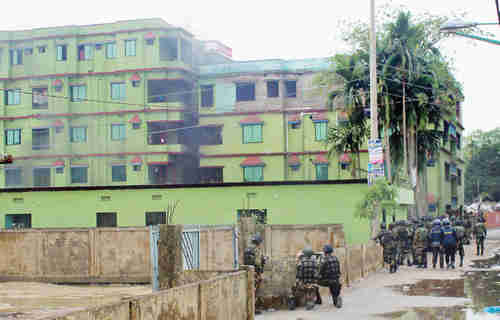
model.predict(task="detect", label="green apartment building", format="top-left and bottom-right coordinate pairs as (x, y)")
top-left (0, 18), bottom-right (462, 230)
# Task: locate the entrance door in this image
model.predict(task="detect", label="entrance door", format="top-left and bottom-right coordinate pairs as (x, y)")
top-left (5, 214), bottom-right (32, 229)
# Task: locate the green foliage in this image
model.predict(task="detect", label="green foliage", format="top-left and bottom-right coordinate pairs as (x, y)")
top-left (355, 179), bottom-right (398, 220)
top-left (465, 128), bottom-right (500, 202)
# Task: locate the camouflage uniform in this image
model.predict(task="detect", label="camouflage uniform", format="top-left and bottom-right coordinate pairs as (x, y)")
top-left (244, 236), bottom-right (266, 313)
top-left (374, 224), bottom-right (397, 273)
top-left (464, 214), bottom-right (473, 244)
top-left (474, 220), bottom-right (487, 256)
top-left (294, 253), bottom-right (320, 310)
top-left (413, 224), bottom-right (428, 268)
top-left (318, 253), bottom-right (342, 307)
top-left (454, 222), bottom-right (466, 267)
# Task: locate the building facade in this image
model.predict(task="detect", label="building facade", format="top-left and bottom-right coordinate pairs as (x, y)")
top-left (0, 18), bottom-right (463, 229)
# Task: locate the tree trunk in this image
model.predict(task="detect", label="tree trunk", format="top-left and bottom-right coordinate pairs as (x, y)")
top-left (408, 127), bottom-right (417, 218)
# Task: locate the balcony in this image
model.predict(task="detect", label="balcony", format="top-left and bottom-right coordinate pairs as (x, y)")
top-left (147, 79), bottom-right (193, 107)
top-left (32, 128), bottom-right (50, 151)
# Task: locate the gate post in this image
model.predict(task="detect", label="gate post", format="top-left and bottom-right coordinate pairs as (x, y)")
top-left (158, 225), bottom-right (183, 289)
top-left (149, 225), bottom-right (160, 291)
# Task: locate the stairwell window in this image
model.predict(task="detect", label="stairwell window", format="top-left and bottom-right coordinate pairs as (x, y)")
top-left (5, 129), bottom-right (21, 145)
top-left (105, 42), bottom-right (117, 59)
top-left (111, 83), bottom-right (126, 100)
top-left (5, 89), bottom-right (21, 105)
top-left (111, 165), bottom-right (127, 182)
top-left (111, 124), bottom-right (126, 141)
top-left (315, 122), bottom-right (328, 141)
top-left (9, 49), bottom-right (23, 65)
top-left (236, 83), bottom-right (255, 101)
top-left (285, 80), bottom-right (297, 98)
top-left (125, 40), bottom-right (136, 57)
top-left (315, 164), bottom-right (329, 180)
top-left (71, 166), bottom-right (88, 184)
top-left (70, 85), bottom-right (86, 102)
top-left (201, 85), bottom-right (214, 108)
top-left (77, 44), bottom-right (93, 61)
top-left (267, 80), bottom-right (279, 98)
top-left (243, 166), bottom-right (263, 182)
top-left (56, 45), bottom-right (67, 61)
top-left (243, 124), bottom-right (262, 144)
top-left (445, 162), bottom-right (450, 181)
top-left (70, 127), bottom-right (87, 143)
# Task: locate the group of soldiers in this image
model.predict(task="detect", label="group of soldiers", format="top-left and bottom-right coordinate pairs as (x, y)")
top-left (244, 234), bottom-right (342, 313)
top-left (373, 213), bottom-right (488, 273)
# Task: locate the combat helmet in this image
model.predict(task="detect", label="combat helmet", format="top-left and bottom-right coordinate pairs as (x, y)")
top-left (443, 218), bottom-right (451, 226)
top-left (380, 223), bottom-right (387, 230)
top-left (250, 234), bottom-right (263, 245)
top-left (323, 244), bottom-right (333, 254)
top-left (303, 246), bottom-right (313, 258)
top-left (433, 219), bottom-right (441, 226)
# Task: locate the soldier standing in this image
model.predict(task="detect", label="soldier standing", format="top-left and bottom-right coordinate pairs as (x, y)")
top-left (474, 217), bottom-right (487, 256)
top-left (373, 223), bottom-right (397, 273)
top-left (243, 234), bottom-right (266, 314)
top-left (318, 244), bottom-right (342, 308)
top-left (429, 219), bottom-right (444, 269)
top-left (413, 221), bottom-right (429, 268)
top-left (454, 220), bottom-right (466, 267)
top-left (464, 212), bottom-right (473, 245)
top-left (294, 247), bottom-right (320, 310)
top-left (441, 219), bottom-right (458, 269)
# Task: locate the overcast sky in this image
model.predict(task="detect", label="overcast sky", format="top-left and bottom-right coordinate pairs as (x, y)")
top-left (3, 0), bottom-right (499, 135)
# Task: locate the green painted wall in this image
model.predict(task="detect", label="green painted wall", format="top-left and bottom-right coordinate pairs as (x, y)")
top-left (0, 182), bottom-right (406, 244)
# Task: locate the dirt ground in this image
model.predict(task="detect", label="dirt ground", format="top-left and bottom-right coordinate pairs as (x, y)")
top-left (257, 231), bottom-right (500, 320)
top-left (0, 282), bottom-right (151, 319)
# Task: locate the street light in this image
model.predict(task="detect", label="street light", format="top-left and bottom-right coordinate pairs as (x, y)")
top-left (440, 18), bottom-right (500, 46)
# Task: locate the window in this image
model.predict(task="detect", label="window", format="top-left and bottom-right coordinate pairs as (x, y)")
top-left (55, 167), bottom-right (64, 174)
top-left (159, 38), bottom-right (178, 60)
top-left (443, 120), bottom-right (449, 145)
top-left (70, 127), bottom-right (87, 143)
top-left (199, 167), bottom-right (223, 184)
top-left (111, 83), bottom-right (126, 100)
top-left (236, 83), bottom-right (255, 101)
top-left (243, 124), bottom-right (263, 143)
top-left (77, 44), bottom-right (93, 60)
top-left (111, 124), bottom-right (126, 141)
top-left (180, 38), bottom-right (192, 65)
top-left (5, 89), bottom-right (21, 105)
top-left (315, 122), bottom-right (328, 141)
top-left (243, 166), bottom-right (263, 182)
top-left (9, 49), bottom-right (23, 65)
top-left (316, 164), bottom-right (329, 181)
top-left (285, 80), bottom-right (297, 98)
top-left (445, 162), bottom-right (450, 181)
top-left (457, 168), bottom-right (462, 186)
top-left (201, 85), bottom-right (214, 107)
top-left (5, 168), bottom-right (22, 186)
top-left (33, 168), bottom-right (50, 187)
top-left (70, 85), bottom-right (86, 102)
top-left (105, 42), bottom-right (117, 59)
top-left (111, 165), bottom-right (126, 182)
top-left (5, 129), bottom-right (21, 145)
top-left (5, 214), bottom-right (31, 229)
top-left (38, 46), bottom-right (46, 54)
top-left (32, 87), bottom-right (48, 109)
top-left (267, 80), bottom-right (279, 98)
top-left (125, 40), bottom-right (136, 56)
top-left (56, 45), bottom-right (67, 61)
top-left (32, 128), bottom-right (50, 150)
top-left (145, 212), bottom-right (166, 226)
top-left (71, 167), bottom-right (88, 184)
top-left (24, 48), bottom-right (33, 55)
top-left (96, 212), bottom-right (117, 227)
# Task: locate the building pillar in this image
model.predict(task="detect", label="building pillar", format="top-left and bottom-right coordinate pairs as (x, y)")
top-left (158, 224), bottom-right (183, 289)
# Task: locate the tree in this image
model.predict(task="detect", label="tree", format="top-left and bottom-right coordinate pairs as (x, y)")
top-left (465, 128), bottom-right (500, 203)
top-left (320, 8), bottom-right (466, 217)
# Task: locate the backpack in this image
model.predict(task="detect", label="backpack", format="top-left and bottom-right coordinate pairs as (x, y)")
top-left (442, 227), bottom-right (457, 247)
top-left (415, 228), bottom-right (428, 243)
top-left (455, 226), bottom-right (465, 240)
top-left (381, 231), bottom-right (393, 247)
top-left (398, 227), bottom-right (409, 241)
top-left (243, 247), bottom-right (256, 266)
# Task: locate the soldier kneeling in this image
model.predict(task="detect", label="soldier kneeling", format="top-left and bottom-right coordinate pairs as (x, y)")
top-left (318, 244), bottom-right (342, 308)
top-left (289, 247), bottom-right (321, 311)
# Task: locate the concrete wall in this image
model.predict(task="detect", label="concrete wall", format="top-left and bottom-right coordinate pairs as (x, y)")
top-left (42, 270), bottom-right (254, 320)
top-left (0, 227), bottom-right (150, 283)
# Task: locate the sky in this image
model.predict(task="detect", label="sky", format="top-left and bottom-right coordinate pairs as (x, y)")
top-left (3, 0), bottom-right (499, 135)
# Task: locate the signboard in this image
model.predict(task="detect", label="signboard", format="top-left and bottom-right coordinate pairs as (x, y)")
top-left (368, 139), bottom-right (385, 185)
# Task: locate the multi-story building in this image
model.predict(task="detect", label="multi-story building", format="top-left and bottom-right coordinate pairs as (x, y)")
top-left (0, 18), bottom-right (462, 226)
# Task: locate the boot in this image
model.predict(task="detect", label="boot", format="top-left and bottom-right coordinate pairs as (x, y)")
top-left (460, 258), bottom-right (463, 267)
top-left (433, 264), bottom-right (436, 269)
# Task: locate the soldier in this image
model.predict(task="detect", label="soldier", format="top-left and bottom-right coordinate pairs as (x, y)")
top-left (409, 218), bottom-right (419, 266)
top-left (294, 247), bottom-right (320, 310)
top-left (243, 234), bottom-right (266, 314)
top-left (441, 219), bottom-right (458, 269)
top-left (454, 220), bottom-right (466, 267)
top-left (429, 219), bottom-right (444, 269)
top-left (318, 244), bottom-right (342, 308)
top-left (474, 217), bottom-right (487, 256)
top-left (373, 223), bottom-right (398, 273)
top-left (464, 212), bottom-right (473, 245)
top-left (399, 220), bottom-right (412, 266)
top-left (413, 221), bottom-right (428, 268)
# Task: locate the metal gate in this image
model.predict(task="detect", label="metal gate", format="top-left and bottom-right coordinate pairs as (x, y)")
top-left (181, 226), bottom-right (200, 270)
top-left (149, 225), bottom-right (160, 291)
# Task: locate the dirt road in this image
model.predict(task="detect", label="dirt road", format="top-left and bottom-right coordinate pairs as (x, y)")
top-left (257, 231), bottom-right (500, 320)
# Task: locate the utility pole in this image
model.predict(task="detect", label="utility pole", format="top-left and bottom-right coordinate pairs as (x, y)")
top-left (370, 0), bottom-right (378, 140)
